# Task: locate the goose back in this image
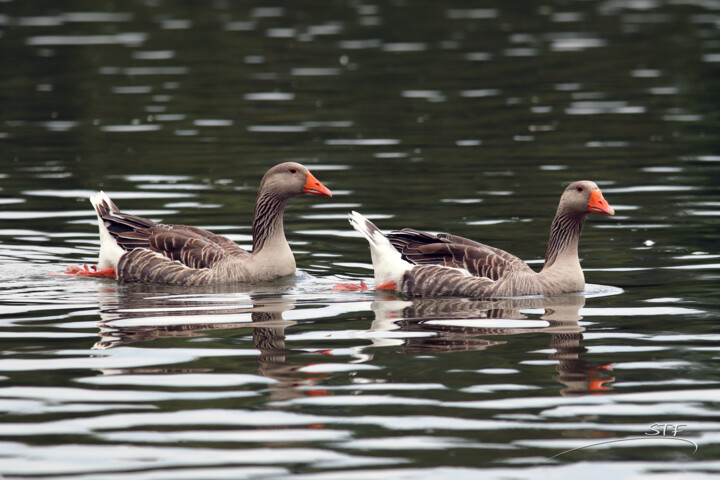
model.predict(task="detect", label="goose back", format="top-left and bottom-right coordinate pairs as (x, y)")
top-left (387, 229), bottom-right (534, 280)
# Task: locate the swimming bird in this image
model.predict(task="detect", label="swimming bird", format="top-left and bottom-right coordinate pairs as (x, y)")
top-left (86, 162), bottom-right (331, 285)
top-left (349, 180), bottom-right (614, 297)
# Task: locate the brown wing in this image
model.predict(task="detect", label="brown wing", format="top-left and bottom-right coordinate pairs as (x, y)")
top-left (386, 228), bottom-right (533, 281)
top-left (117, 249), bottom-right (214, 286)
top-left (400, 265), bottom-right (496, 297)
top-left (94, 196), bottom-right (156, 249)
top-left (95, 198), bottom-right (248, 270)
top-left (145, 225), bottom-right (248, 269)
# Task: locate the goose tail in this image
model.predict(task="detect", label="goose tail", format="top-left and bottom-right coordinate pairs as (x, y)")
top-left (349, 211), bottom-right (410, 288)
top-left (90, 191), bottom-right (125, 269)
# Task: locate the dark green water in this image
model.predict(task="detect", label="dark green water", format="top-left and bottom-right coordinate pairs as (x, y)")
top-left (1, 1), bottom-right (719, 479)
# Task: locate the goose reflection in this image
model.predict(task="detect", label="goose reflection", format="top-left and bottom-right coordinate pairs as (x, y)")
top-left (93, 281), bottom-right (326, 402)
top-left (362, 294), bottom-right (614, 396)
top-left (94, 282), bottom-right (295, 349)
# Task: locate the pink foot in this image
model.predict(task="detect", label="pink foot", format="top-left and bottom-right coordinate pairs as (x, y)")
top-left (375, 280), bottom-right (397, 291)
top-left (49, 264), bottom-right (117, 279)
top-left (589, 377), bottom-right (615, 392)
top-left (332, 281), bottom-right (369, 291)
top-left (589, 362), bottom-right (616, 372)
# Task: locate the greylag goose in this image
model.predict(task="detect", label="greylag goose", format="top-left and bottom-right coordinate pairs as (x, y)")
top-left (348, 180), bottom-right (614, 297)
top-left (80, 162), bottom-right (331, 286)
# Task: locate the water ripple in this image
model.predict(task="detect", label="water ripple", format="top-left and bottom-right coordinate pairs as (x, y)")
top-left (244, 92), bottom-right (296, 101)
top-left (325, 139), bottom-right (400, 146)
top-left (2, 2), bottom-right (719, 478)
top-left (0, 347), bottom-right (260, 371)
top-left (27, 33), bottom-right (146, 45)
top-left (566, 101), bottom-right (646, 115)
top-left (100, 124), bottom-right (162, 132)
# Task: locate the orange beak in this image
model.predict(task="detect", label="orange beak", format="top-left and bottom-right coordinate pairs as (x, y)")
top-left (303, 171), bottom-right (332, 197)
top-left (587, 189), bottom-right (614, 215)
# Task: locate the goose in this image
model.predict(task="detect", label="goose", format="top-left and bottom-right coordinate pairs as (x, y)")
top-left (347, 180), bottom-right (614, 297)
top-left (73, 162), bottom-right (331, 285)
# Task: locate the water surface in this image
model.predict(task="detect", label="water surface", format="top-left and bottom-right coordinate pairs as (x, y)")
top-left (1, 1), bottom-right (719, 479)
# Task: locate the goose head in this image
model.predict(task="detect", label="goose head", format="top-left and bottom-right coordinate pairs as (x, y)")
top-left (260, 162), bottom-right (332, 199)
top-left (560, 180), bottom-right (614, 216)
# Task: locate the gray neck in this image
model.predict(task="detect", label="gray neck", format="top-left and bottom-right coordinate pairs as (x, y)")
top-left (251, 190), bottom-right (288, 254)
top-left (542, 209), bottom-right (585, 271)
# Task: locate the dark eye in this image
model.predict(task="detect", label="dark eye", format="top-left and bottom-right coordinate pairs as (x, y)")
top-left (289, 168), bottom-right (297, 174)
top-left (576, 185), bottom-right (584, 193)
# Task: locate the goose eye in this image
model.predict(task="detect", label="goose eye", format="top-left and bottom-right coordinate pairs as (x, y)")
top-left (289, 168), bottom-right (297, 174)
top-left (576, 186), bottom-right (584, 193)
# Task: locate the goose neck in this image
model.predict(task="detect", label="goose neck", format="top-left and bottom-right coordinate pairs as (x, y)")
top-left (251, 190), bottom-right (288, 254)
top-left (542, 209), bottom-right (585, 271)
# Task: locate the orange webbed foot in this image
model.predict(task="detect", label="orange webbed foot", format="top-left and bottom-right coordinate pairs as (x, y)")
top-left (589, 362), bottom-right (616, 372)
top-left (332, 281), bottom-right (369, 291)
top-left (588, 377), bottom-right (615, 392)
top-left (375, 280), bottom-right (397, 291)
top-left (332, 280), bottom-right (397, 292)
top-left (49, 264), bottom-right (116, 279)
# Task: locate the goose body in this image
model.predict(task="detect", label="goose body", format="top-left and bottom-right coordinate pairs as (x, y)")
top-left (91, 162), bottom-right (331, 286)
top-left (350, 181), bottom-right (614, 297)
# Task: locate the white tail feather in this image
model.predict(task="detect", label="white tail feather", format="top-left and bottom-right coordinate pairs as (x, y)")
top-left (91, 191), bottom-right (125, 269)
top-left (349, 211), bottom-right (410, 286)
